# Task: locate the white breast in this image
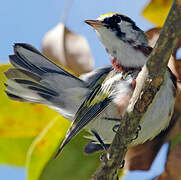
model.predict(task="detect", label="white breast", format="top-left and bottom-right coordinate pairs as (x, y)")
top-left (132, 70), bottom-right (175, 145)
top-left (86, 74), bottom-right (134, 144)
top-left (96, 28), bottom-right (147, 68)
top-left (86, 69), bottom-right (175, 146)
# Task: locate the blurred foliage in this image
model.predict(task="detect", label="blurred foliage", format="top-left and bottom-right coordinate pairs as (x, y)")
top-left (42, 23), bottom-right (94, 76)
top-left (27, 117), bottom-right (69, 180)
top-left (27, 117), bottom-right (100, 180)
top-left (0, 64), bottom-right (101, 179)
top-left (0, 64), bottom-right (59, 165)
top-left (170, 117), bottom-right (181, 149)
top-left (0, 65), bottom-right (59, 138)
top-left (142, 0), bottom-right (172, 26)
top-left (0, 0), bottom-right (180, 179)
top-left (0, 138), bottom-right (34, 166)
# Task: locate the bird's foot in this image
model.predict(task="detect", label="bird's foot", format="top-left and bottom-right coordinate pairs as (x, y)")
top-left (120, 160), bottom-right (125, 169)
top-left (112, 124), bottom-right (121, 136)
top-left (103, 117), bottom-right (121, 122)
top-left (131, 125), bottom-right (141, 141)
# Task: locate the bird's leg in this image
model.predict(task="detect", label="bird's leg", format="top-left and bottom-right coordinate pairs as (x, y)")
top-left (120, 160), bottom-right (125, 169)
top-left (112, 124), bottom-right (126, 168)
top-left (103, 117), bottom-right (121, 122)
top-left (91, 129), bottom-right (108, 152)
top-left (112, 124), bottom-right (121, 136)
top-left (110, 117), bottom-right (141, 170)
top-left (131, 125), bottom-right (141, 141)
top-left (112, 124), bottom-right (141, 142)
top-left (91, 129), bottom-right (109, 161)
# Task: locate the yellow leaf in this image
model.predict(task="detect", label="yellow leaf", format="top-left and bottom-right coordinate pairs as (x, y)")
top-left (142, 0), bottom-right (172, 26)
top-left (0, 64), bottom-right (63, 166)
top-left (0, 137), bottom-right (34, 166)
top-left (0, 64), bottom-right (60, 138)
top-left (27, 117), bottom-right (101, 180)
top-left (26, 117), bottom-right (69, 180)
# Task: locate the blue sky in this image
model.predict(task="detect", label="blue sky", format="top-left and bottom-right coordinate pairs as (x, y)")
top-left (0, 0), bottom-right (168, 179)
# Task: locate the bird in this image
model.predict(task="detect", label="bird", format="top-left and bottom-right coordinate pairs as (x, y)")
top-left (57, 13), bottom-right (177, 157)
top-left (85, 13), bottom-right (152, 71)
top-left (5, 13), bottom-right (176, 159)
top-left (84, 13), bottom-right (176, 147)
top-left (4, 43), bottom-right (137, 157)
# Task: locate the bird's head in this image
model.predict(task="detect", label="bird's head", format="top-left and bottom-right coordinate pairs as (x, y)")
top-left (85, 13), bottom-right (151, 70)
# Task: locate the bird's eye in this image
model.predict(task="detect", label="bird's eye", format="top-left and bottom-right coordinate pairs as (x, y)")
top-left (103, 18), bottom-right (109, 24)
top-left (113, 16), bottom-right (121, 23)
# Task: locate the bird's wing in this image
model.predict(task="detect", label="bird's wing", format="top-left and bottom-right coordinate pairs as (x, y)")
top-left (5, 43), bottom-right (89, 120)
top-left (80, 66), bottom-right (113, 89)
top-left (55, 81), bottom-right (113, 157)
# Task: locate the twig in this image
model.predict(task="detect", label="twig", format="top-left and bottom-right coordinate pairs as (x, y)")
top-left (91, 0), bottom-right (181, 179)
top-left (61, 0), bottom-right (73, 24)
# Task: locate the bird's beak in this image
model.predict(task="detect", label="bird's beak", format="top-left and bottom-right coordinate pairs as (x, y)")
top-left (85, 20), bottom-right (104, 29)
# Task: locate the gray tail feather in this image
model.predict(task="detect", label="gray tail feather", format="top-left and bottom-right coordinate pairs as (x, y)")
top-left (4, 43), bottom-right (89, 120)
top-left (4, 77), bottom-right (56, 105)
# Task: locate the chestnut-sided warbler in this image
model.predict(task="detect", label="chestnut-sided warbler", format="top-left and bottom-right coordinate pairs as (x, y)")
top-left (84, 13), bottom-right (176, 149)
top-left (4, 43), bottom-right (137, 156)
top-left (85, 13), bottom-right (152, 71)
top-left (57, 14), bottom-right (176, 156)
top-left (5, 13), bottom-right (176, 158)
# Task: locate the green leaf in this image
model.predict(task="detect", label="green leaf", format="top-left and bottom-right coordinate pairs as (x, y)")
top-left (0, 137), bottom-right (34, 166)
top-left (27, 117), bottom-right (101, 180)
top-left (1, 64), bottom-right (101, 178)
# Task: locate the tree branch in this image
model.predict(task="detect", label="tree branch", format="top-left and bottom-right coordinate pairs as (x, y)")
top-left (91, 0), bottom-right (181, 179)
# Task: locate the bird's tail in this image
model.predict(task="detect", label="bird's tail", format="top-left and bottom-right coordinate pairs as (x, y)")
top-left (4, 43), bottom-right (89, 120)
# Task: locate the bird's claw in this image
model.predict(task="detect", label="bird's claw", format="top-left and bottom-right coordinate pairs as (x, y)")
top-left (100, 152), bottom-right (111, 162)
top-left (131, 125), bottom-right (141, 141)
top-left (120, 160), bottom-right (125, 169)
top-left (104, 117), bottom-right (121, 122)
top-left (100, 153), bottom-right (107, 162)
top-left (112, 124), bottom-right (121, 136)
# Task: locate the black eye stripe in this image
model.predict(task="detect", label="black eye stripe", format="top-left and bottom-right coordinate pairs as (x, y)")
top-left (102, 15), bottom-right (126, 38)
top-left (102, 14), bottom-right (141, 33)
top-left (120, 15), bottom-right (133, 24)
top-left (113, 15), bottom-right (121, 23)
top-left (103, 15), bottom-right (121, 24)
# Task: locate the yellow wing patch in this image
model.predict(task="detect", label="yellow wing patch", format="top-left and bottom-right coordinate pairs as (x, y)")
top-left (88, 85), bottom-right (111, 107)
top-left (87, 84), bottom-right (111, 107)
top-left (86, 73), bottom-right (123, 107)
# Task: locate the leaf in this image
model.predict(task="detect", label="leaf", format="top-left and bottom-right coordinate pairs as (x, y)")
top-left (0, 137), bottom-right (34, 166)
top-left (125, 135), bottom-right (165, 171)
top-left (158, 141), bottom-right (181, 180)
top-left (0, 64), bottom-right (60, 138)
top-left (142, 0), bottom-right (172, 26)
top-left (42, 23), bottom-right (94, 76)
top-left (27, 117), bottom-right (100, 180)
top-left (0, 64), bottom-right (60, 165)
top-left (145, 27), bottom-right (161, 47)
top-left (158, 117), bottom-right (181, 180)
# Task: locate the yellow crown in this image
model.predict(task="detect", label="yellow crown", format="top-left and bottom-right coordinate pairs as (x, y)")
top-left (99, 13), bottom-right (124, 19)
